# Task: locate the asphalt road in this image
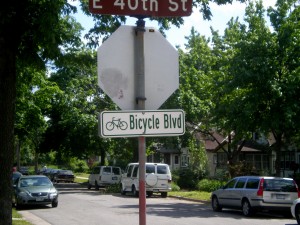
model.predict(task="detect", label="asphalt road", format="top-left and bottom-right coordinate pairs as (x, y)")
top-left (18, 183), bottom-right (298, 225)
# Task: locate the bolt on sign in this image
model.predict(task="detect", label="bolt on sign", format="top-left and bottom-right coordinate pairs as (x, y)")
top-left (89, 0), bottom-right (193, 17)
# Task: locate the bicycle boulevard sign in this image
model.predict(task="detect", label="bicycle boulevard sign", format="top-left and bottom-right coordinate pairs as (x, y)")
top-left (99, 110), bottom-right (185, 137)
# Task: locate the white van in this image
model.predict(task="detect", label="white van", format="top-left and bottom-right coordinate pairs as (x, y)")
top-left (88, 166), bottom-right (122, 190)
top-left (120, 162), bottom-right (172, 198)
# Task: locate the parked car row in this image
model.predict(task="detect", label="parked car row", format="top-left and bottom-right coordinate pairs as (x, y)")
top-left (11, 164), bottom-right (300, 225)
top-left (87, 163), bottom-right (172, 198)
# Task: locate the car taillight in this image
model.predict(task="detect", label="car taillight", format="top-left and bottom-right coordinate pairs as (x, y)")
top-left (293, 180), bottom-right (300, 198)
top-left (257, 178), bottom-right (264, 196)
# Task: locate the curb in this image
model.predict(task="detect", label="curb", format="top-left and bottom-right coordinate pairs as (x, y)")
top-left (169, 196), bottom-right (210, 204)
top-left (19, 211), bottom-right (51, 225)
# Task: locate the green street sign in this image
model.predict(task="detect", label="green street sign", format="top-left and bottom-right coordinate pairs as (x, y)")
top-left (99, 110), bottom-right (185, 138)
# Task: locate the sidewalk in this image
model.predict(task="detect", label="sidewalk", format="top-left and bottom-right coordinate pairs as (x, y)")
top-left (18, 211), bottom-right (51, 225)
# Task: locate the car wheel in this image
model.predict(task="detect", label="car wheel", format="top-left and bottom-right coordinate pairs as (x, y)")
top-left (242, 199), bottom-right (254, 216)
top-left (161, 192), bottom-right (168, 198)
top-left (95, 182), bottom-right (99, 190)
top-left (132, 186), bottom-right (139, 197)
top-left (15, 201), bottom-right (23, 210)
top-left (211, 195), bottom-right (222, 212)
top-left (147, 191), bottom-right (153, 197)
top-left (87, 182), bottom-right (92, 190)
top-left (52, 201), bottom-right (58, 208)
top-left (120, 184), bottom-right (126, 195)
top-left (295, 204), bottom-right (300, 224)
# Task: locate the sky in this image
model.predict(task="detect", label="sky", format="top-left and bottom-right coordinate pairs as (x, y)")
top-left (74, 0), bottom-right (277, 48)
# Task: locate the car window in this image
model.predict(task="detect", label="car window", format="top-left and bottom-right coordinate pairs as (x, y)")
top-left (157, 165), bottom-right (168, 174)
top-left (103, 167), bottom-right (111, 174)
top-left (127, 165), bottom-right (134, 177)
top-left (245, 178), bottom-right (260, 189)
top-left (112, 167), bottom-right (120, 175)
top-left (132, 166), bottom-right (138, 178)
top-left (20, 177), bottom-right (51, 187)
top-left (224, 179), bottom-right (237, 189)
top-left (146, 165), bottom-right (155, 174)
top-left (59, 170), bottom-right (73, 175)
top-left (235, 178), bottom-right (247, 189)
top-left (264, 179), bottom-right (297, 192)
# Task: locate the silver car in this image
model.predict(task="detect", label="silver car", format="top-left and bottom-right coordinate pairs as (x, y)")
top-left (211, 176), bottom-right (299, 216)
top-left (13, 175), bottom-right (58, 209)
top-left (291, 198), bottom-right (300, 224)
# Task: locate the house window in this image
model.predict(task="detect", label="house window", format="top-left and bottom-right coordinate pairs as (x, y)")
top-left (181, 155), bottom-right (189, 167)
top-left (280, 151), bottom-right (296, 170)
top-left (217, 152), bottom-right (227, 166)
top-left (213, 155), bottom-right (217, 164)
top-left (245, 154), bottom-right (269, 171)
top-left (174, 155), bottom-right (179, 165)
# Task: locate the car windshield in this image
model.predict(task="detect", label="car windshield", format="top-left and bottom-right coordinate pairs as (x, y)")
top-left (60, 170), bottom-right (73, 175)
top-left (19, 177), bottom-right (52, 187)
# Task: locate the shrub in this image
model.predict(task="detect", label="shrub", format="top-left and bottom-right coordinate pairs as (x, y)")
top-left (105, 184), bottom-right (121, 193)
top-left (69, 158), bottom-right (89, 173)
top-left (171, 182), bottom-right (180, 191)
top-left (196, 179), bottom-right (227, 192)
top-left (177, 168), bottom-right (199, 189)
top-left (171, 170), bottom-right (180, 184)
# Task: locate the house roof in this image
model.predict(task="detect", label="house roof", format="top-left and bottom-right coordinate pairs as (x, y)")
top-left (204, 132), bottom-right (228, 151)
top-left (204, 132), bottom-right (268, 153)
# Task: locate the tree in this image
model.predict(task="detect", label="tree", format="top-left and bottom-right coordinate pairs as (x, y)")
top-left (0, 1), bottom-right (84, 223)
top-left (267, 0), bottom-right (300, 175)
top-left (207, 1), bottom-right (274, 174)
top-left (0, 1), bottom-right (250, 223)
top-left (206, 0), bottom-right (300, 176)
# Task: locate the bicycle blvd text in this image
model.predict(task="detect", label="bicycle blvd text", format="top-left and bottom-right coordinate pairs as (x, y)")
top-left (99, 110), bottom-right (185, 137)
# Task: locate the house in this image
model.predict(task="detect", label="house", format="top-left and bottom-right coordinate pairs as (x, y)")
top-left (147, 147), bottom-right (188, 171)
top-left (204, 132), bottom-right (273, 177)
top-left (147, 132), bottom-right (292, 177)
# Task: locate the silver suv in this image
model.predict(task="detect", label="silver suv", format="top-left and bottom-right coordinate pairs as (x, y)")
top-left (120, 163), bottom-right (172, 198)
top-left (211, 176), bottom-right (300, 216)
top-left (88, 166), bottom-right (122, 189)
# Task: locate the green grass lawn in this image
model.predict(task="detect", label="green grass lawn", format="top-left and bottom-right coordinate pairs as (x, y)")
top-left (74, 173), bottom-right (89, 183)
top-left (169, 190), bottom-right (211, 202)
top-left (12, 209), bottom-right (32, 225)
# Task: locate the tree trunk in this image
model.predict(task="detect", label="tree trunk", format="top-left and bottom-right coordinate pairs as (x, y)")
top-left (100, 148), bottom-right (106, 166)
top-left (0, 37), bottom-right (17, 225)
top-left (273, 132), bottom-right (283, 177)
top-left (34, 150), bottom-right (39, 174)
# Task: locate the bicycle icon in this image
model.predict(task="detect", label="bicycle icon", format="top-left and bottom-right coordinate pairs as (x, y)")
top-left (106, 117), bottom-right (128, 131)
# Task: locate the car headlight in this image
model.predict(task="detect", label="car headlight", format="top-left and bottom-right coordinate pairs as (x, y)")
top-left (18, 191), bottom-right (30, 198)
top-left (49, 191), bottom-right (58, 199)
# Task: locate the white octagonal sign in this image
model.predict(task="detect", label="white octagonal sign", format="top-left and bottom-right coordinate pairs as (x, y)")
top-left (98, 25), bottom-right (179, 110)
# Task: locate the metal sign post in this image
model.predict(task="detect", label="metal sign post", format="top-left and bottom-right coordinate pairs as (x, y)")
top-left (134, 18), bottom-right (146, 225)
top-left (91, 1), bottom-right (192, 223)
